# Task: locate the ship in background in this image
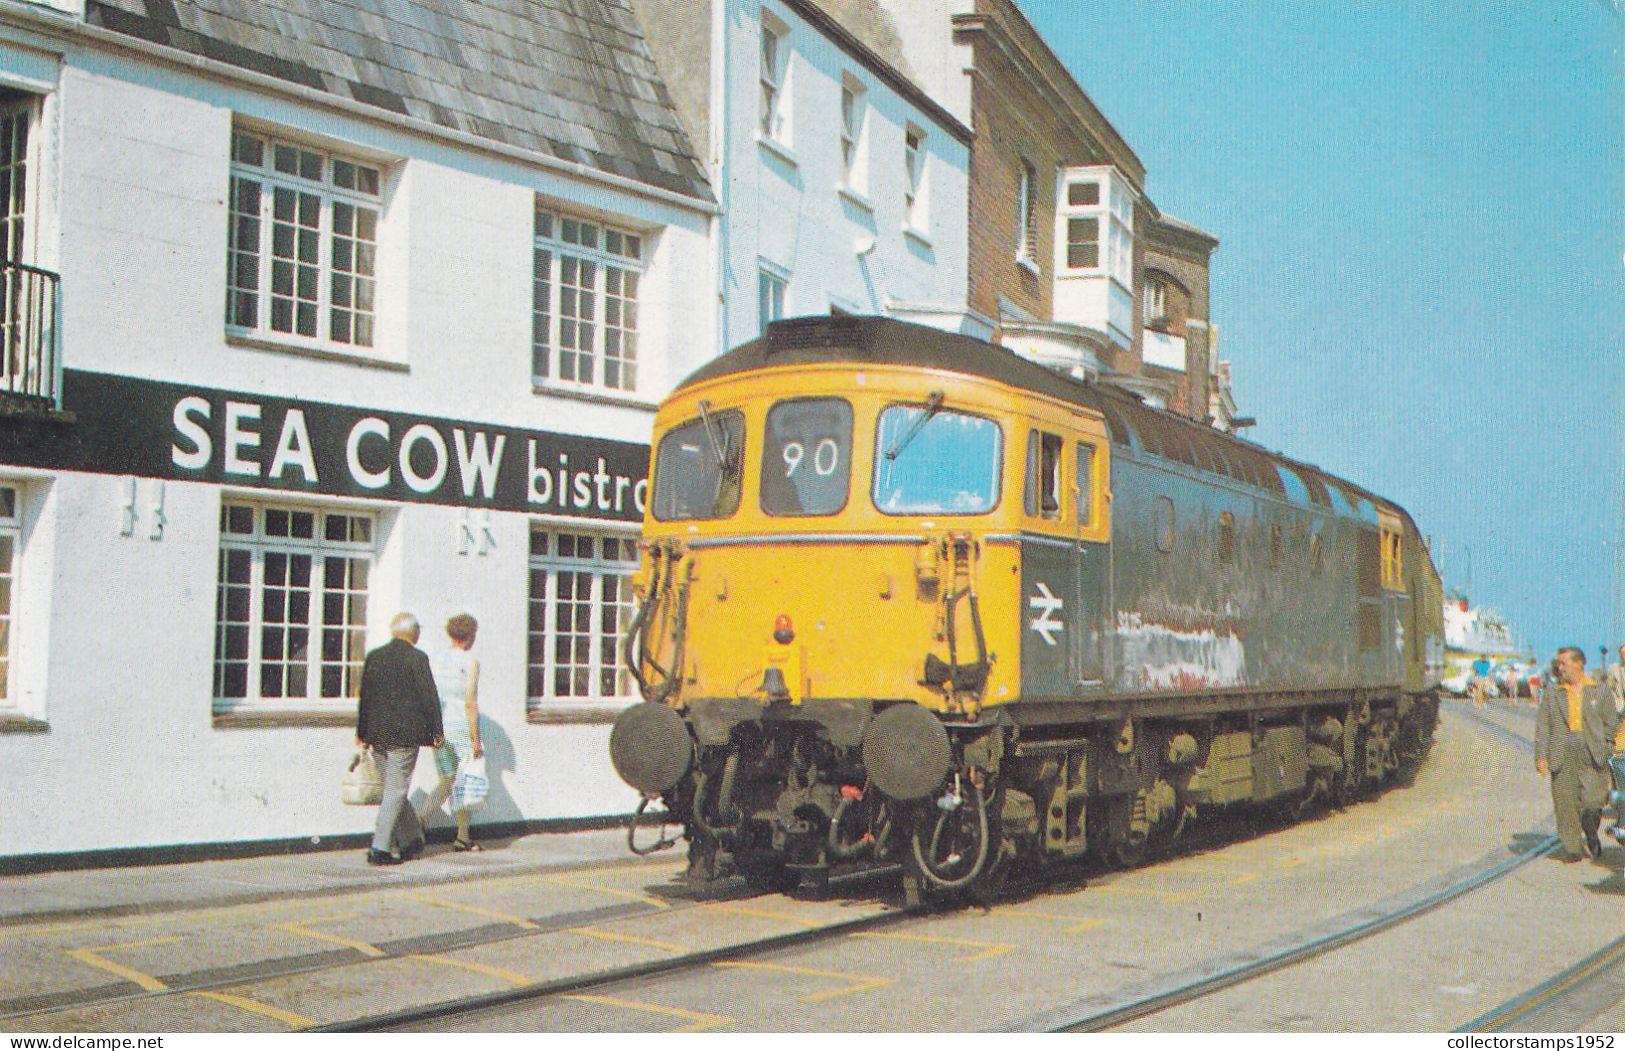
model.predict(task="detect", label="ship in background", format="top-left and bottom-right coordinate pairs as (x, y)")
top-left (1441, 593), bottom-right (1531, 696)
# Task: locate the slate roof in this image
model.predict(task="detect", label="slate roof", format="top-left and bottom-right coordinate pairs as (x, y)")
top-left (87, 0), bottom-right (713, 202)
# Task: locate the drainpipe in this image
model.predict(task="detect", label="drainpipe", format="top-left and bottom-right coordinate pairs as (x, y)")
top-left (713, 0), bottom-right (730, 358)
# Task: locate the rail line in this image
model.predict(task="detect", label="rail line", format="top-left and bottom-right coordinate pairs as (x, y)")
top-left (1461, 931), bottom-right (1625, 1032)
top-left (1004, 701), bottom-right (1557, 1032)
top-left (14, 701), bottom-right (1584, 1033)
top-left (0, 868), bottom-right (770, 1027)
top-left (1004, 832), bottom-right (1558, 1031)
top-left (318, 894), bottom-right (925, 1032)
top-left (341, 702), bottom-right (1557, 1033)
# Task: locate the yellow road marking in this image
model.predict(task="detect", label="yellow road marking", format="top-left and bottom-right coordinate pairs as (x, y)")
top-left (704, 903), bottom-right (822, 929)
top-left (3, 898), bottom-right (315, 943)
top-left (1090, 884), bottom-right (1198, 904)
top-left (542, 876), bottom-right (670, 910)
top-left (401, 892), bottom-right (540, 930)
top-left (560, 927), bottom-right (685, 953)
top-left (408, 953), bottom-right (532, 987)
top-left (714, 960), bottom-right (895, 1003)
top-left (266, 914), bottom-right (385, 958)
top-left (64, 938), bottom-right (182, 993)
top-left (851, 930), bottom-right (1013, 962)
top-left (189, 990), bottom-right (315, 1027)
top-left (65, 938), bottom-right (313, 1027)
top-left (999, 909), bottom-right (1106, 934)
top-left (562, 993), bottom-right (731, 1032)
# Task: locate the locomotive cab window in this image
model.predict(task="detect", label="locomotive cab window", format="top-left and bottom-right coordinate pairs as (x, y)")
top-left (1076, 441), bottom-right (1097, 527)
top-left (873, 401), bottom-right (1002, 515)
top-left (1379, 518), bottom-right (1404, 590)
top-left (760, 397), bottom-right (853, 516)
top-left (651, 407), bottom-right (745, 521)
top-left (1024, 430), bottom-right (1062, 520)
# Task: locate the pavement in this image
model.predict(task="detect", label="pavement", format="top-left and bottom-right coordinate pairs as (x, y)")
top-left (0, 824), bottom-right (662, 927)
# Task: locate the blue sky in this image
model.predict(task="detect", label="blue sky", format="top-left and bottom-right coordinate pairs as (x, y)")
top-left (1015, 0), bottom-right (1625, 661)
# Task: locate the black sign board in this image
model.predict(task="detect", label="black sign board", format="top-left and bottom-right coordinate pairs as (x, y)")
top-left (0, 370), bottom-right (651, 522)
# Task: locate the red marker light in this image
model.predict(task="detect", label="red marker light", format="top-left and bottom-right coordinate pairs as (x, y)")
top-left (773, 614), bottom-right (795, 645)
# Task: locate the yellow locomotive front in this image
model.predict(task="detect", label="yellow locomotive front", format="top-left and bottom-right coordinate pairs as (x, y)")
top-left (610, 319), bottom-right (1109, 893)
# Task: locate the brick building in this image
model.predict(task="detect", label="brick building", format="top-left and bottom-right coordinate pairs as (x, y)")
top-left (879, 0), bottom-right (1233, 423)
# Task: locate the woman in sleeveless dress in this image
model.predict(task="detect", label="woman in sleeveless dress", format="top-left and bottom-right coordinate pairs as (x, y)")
top-left (418, 613), bottom-right (484, 850)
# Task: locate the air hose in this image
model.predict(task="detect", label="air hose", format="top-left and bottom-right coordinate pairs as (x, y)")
top-left (689, 764), bottom-right (741, 837)
top-left (628, 795), bottom-right (680, 856)
top-left (648, 575), bottom-right (690, 706)
top-left (827, 797), bottom-right (876, 860)
top-left (909, 779), bottom-right (989, 889)
top-left (621, 549), bottom-right (665, 695)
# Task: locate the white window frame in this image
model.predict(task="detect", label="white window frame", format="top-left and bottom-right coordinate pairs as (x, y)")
top-left (212, 500), bottom-right (376, 714)
top-left (533, 207), bottom-right (646, 394)
top-left (1058, 166), bottom-right (1135, 289)
top-left (0, 95), bottom-right (41, 396)
top-left (758, 262), bottom-right (788, 333)
top-left (525, 527), bottom-right (641, 717)
top-left (226, 128), bottom-right (384, 351)
top-left (1017, 158), bottom-right (1038, 264)
top-left (759, 11), bottom-right (791, 144)
top-left (0, 95), bottom-right (37, 266)
top-left (1144, 279), bottom-right (1168, 326)
top-left (903, 123), bottom-right (927, 233)
top-left (839, 75), bottom-right (867, 192)
top-left (0, 484), bottom-right (20, 711)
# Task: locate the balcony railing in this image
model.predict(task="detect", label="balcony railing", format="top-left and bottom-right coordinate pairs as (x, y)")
top-left (0, 260), bottom-right (59, 410)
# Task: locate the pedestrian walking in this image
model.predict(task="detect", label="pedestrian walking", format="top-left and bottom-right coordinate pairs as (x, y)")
top-left (356, 612), bottom-right (443, 866)
top-left (418, 613), bottom-right (486, 852)
top-left (1471, 656), bottom-right (1491, 706)
top-left (1534, 647), bottom-right (1624, 863)
top-left (1605, 643), bottom-right (1625, 712)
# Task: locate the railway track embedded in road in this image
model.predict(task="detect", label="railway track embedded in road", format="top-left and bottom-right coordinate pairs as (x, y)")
top-left (1002, 832), bottom-right (1559, 1032)
top-left (1004, 702), bottom-right (1558, 1032)
top-left (318, 890), bottom-right (924, 1032)
top-left (0, 868), bottom-right (834, 1029)
top-left (1462, 930), bottom-right (1625, 1033)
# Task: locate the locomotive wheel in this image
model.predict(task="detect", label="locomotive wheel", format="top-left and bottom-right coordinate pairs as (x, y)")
top-left (1108, 835), bottom-right (1149, 869)
top-left (967, 839), bottom-right (1015, 905)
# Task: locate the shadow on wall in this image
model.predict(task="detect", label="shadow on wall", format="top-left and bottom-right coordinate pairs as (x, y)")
top-left (413, 713), bottom-right (519, 832)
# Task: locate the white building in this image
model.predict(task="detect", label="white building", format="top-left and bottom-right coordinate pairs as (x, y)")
top-left (0, 0), bottom-right (718, 861)
top-left (630, 0), bottom-right (981, 347)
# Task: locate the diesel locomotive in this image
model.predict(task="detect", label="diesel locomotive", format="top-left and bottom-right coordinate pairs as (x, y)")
top-left (610, 316), bottom-right (1443, 898)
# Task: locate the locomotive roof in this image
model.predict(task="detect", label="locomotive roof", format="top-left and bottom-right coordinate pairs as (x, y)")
top-left (677, 315), bottom-right (1408, 526)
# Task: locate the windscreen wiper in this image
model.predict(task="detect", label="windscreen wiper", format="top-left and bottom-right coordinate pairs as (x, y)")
top-left (696, 400), bottom-right (730, 471)
top-left (884, 390), bottom-right (946, 461)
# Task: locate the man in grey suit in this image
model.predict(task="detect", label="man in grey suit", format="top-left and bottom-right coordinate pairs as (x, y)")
top-left (357, 612), bottom-right (443, 866)
top-left (1535, 646), bottom-right (1623, 862)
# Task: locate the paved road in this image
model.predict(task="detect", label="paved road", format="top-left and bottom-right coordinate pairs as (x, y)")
top-left (3, 701), bottom-right (1618, 1032)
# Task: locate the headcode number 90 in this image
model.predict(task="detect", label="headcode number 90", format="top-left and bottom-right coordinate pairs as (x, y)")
top-left (782, 439), bottom-right (840, 477)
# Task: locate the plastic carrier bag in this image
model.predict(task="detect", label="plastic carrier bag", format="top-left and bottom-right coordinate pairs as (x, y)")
top-left (341, 750), bottom-right (383, 806)
top-left (451, 757), bottom-right (489, 814)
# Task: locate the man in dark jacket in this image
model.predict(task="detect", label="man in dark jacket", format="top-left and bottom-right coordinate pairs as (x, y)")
top-left (357, 612), bottom-right (443, 865)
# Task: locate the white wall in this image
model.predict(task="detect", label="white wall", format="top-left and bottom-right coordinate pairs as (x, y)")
top-left (724, 0), bottom-right (969, 346)
top-left (0, 37), bottom-right (711, 856)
